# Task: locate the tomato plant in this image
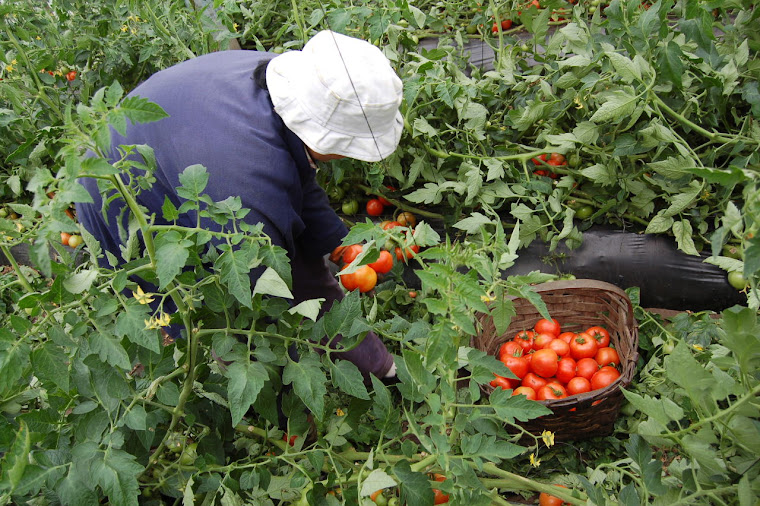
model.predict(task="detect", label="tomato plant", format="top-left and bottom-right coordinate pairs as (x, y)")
top-left (342, 199), bottom-right (359, 215)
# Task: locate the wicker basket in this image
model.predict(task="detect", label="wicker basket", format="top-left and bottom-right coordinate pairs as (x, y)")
top-left (473, 279), bottom-right (639, 441)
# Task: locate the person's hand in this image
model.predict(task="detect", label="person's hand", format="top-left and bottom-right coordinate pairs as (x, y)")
top-left (329, 245), bottom-right (346, 264)
top-left (383, 361), bottom-right (397, 379)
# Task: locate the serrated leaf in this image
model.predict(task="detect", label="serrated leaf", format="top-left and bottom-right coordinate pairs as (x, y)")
top-left (114, 303), bottom-right (161, 353)
top-left (176, 164), bottom-right (209, 200)
top-left (155, 241), bottom-right (189, 289)
top-left (62, 269), bottom-right (98, 294)
top-left (89, 332), bottom-right (131, 370)
top-left (283, 355), bottom-right (326, 420)
top-left (226, 361), bottom-right (268, 426)
top-left (453, 212), bottom-right (492, 233)
top-left (590, 90), bottom-right (637, 123)
top-left (606, 51), bottom-right (641, 82)
top-left (252, 266), bottom-right (293, 299)
top-left (331, 360), bottom-right (370, 400)
top-left (118, 95), bottom-right (169, 126)
top-left (31, 343), bottom-right (70, 393)
top-left (580, 163), bottom-right (616, 186)
top-left (672, 220), bottom-right (699, 256)
top-left (360, 469), bottom-right (397, 497)
top-left (216, 246), bottom-right (253, 308)
top-left (0, 421), bottom-right (30, 493)
top-left (394, 460), bottom-right (433, 506)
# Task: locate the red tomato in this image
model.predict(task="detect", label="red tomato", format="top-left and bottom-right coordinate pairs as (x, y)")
top-left (521, 372), bottom-right (547, 391)
top-left (498, 340), bottom-right (523, 359)
top-left (569, 333), bottom-right (599, 360)
top-left (548, 153), bottom-right (566, 165)
top-left (566, 376), bottom-right (591, 395)
top-left (282, 434), bottom-right (298, 446)
top-left (431, 474), bottom-right (449, 504)
top-left (586, 326), bottom-right (611, 348)
top-left (490, 375), bottom-right (517, 390)
top-left (595, 347), bottom-right (620, 367)
top-left (501, 354), bottom-right (529, 381)
top-left (513, 330), bottom-right (535, 353)
top-left (61, 232), bottom-right (72, 245)
top-left (537, 382), bottom-right (567, 400)
top-left (66, 70), bottom-right (77, 81)
top-left (512, 386), bottom-right (537, 400)
top-left (394, 245), bottom-right (420, 261)
top-left (575, 358), bottom-right (599, 381)
top-left (342, 244), bottom-right (363, 264)
top-left (532, 154), bottom-right (548, 165)
top-left (558, 331), bottom-right (576, 344)
top-left (555, 357), bottom-right (577, 384)
top-left (539, 485), bottom-right (569, 506)
top-left (532, 332), bottom-right (555, 350)
top-left (366, 199), bottom-right (385, 216)
top-left (491, 19), bottom-right (513, 33)
top-left (368, 250), bottom-right (393, 274)
top-left (340, 266), bottom-right (358, 291)
top-left (353, 265), bottom-right (378, 293)
top-left (382, 220), bottom-right (402, 230)
top-left (534, 318), bottom-right (561, 337)
top-left (591, 366), bottom-right (621, 390)
top-left (547, 338), bottom-right (570, 357)
top-left (530, 349), bottom-right (559, 378)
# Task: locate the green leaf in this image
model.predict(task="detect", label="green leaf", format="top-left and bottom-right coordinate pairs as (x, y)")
top-left (88, 332), bottom-right (131, 370)
top-left (453, 212), bottom-right (493, 234)
top-left (606, 51), bottom-right (641, 82)
top-left (590, 90), bottom-right (637, 124)
top-left (625, 435), bottom-right (668, 495)
top-left (155, 240), bottom-right (190, 289)
top-left (226, 361), bottom-right (268, 426)
top-left (720, 306), bottom-right (760, 376)
top-left (89, 446), bottom-right (143, 506)
top-left (621, 389), bottom-right (683, 427)
top-left (672, 220), bottom-right (699, 256)
top-left (63, 269), bottom-right (99, 294)
top-left (322, 290), bottom-right (362, 339)
top-left (283, 355), bottom-right (327, 420)
top-left (394, 460), bottom-right (433, 506)
top-left (664, 342), bottom-right (720, 409)
top-left (118, 95), bottom-right (168, 126)
top-left (216, 246), bottom-right (253, 309)
top-left (30, 343), bottom-right (70, 392)
top-left (123, 405), bottom-right (147, 431)
top-left (490, 297), bottom-right (516, 336)
top-left (0, 421), bottom-right (30, 493)
top-left (645, 211), bottom-right (674, 234)
top-left (359, 469), bottom-right (397, 497)
top-left (176, 164), bottom-right (209, 200)
top-left (331, 359), bottom-right (370, 400)
top-left (114, 303), bottom-right (161, 353)
top-left (657, 41), bottom-right (685, 89)
top-left (288, 299), bottom-right (323, 321)
top-left (663, 181), bottom-right (702, 217)
top-left (252, 267), bottom-right (293, 299)
top-left (580, 164), bottom-right (616, 186)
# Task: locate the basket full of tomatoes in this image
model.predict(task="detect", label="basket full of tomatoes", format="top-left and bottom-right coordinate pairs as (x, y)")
top-left (473, 279), bottom-right (639, 441)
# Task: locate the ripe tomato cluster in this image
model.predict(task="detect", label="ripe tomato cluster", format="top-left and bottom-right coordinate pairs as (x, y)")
top-left (490, 318), bottom-right (622, 400)
top-left (531, 152), bottom-right (566, 179)
top-left (60, 232), bottom-right (83, 248)
top-left (334, 213), bottom-right (422, 293)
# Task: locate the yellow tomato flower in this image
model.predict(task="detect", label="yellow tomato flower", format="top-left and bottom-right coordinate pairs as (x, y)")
top-left (233, 22), bottom-right (239, 32)
top-left (692, 344), bottom-right (704, 352)
top-left (155, 312), bottom-right (171, 327)
top-left (133, 286), bottom-right (155, 305)
top-left (121, 25), bottom-right (128, 32)
top-left (5, 64), bottom-right (14, 72)
top-left (336, 408), bottom-right (345, 416)
top-left (541, 430), bottom-right (555, 448)
top-left (530, 453), bottom-right (541, 468)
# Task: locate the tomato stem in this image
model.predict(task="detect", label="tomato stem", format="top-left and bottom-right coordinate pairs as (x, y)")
top-left (0, 245), bottom-right (34, 293)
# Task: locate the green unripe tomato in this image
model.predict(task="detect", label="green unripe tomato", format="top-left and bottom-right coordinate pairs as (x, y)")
top-left (67, 234), bottom-right (83, 248)
top-left (1, 401), bottom-right (22, 415)
top-left (466, 24), bottom-right (478, 34)
top-left (387, 497), bottom-right (399, 506)
top-left (722, 243), bottom-right (742, 259)
top-left (575, 206), bottom-right (594, 220)
top-left (0, 208), bottom-right (7, 218)
top-left (272, 46), bottom-right (285, 54)
top-left (567, 153), bottom-right (581, 168)
top-left (342, 199), bottom-right (359, 215)
top-left (178, 443), bottom-right (197, 465)
top-left (728, 271), bottom-right (749, 290)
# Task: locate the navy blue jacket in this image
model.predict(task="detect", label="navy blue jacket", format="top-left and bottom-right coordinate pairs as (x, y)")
top-left (77, 50), bottom-right (347, 267)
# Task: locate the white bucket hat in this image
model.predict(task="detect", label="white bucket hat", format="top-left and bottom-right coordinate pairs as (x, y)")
top-left (266, 30), bottom-right (403, 162)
